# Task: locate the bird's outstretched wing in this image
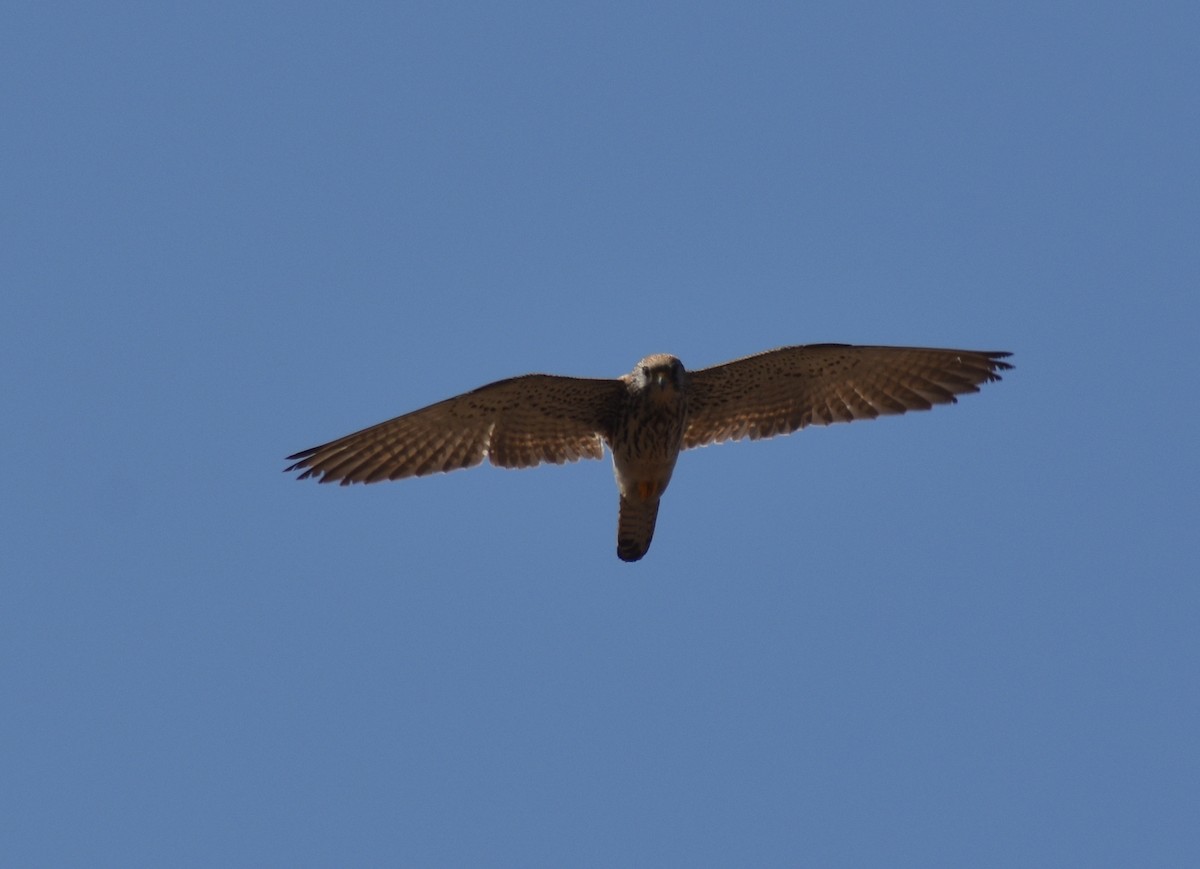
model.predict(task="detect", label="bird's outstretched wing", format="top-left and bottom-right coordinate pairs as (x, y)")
top-left (286, 375), bottom-right (625, 484)
top-left (683, 344), bottom-right (1011, 449)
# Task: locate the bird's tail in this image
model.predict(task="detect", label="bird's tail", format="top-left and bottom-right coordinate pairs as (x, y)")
top-left (617, 494), bottom-right (661, 562)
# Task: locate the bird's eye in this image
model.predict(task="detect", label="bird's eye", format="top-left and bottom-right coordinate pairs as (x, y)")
top-left (641, 366), bottom-right (650, 377)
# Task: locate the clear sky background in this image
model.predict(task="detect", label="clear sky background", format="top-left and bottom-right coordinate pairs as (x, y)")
top-left (4, 2), bottom-right (1197, 866)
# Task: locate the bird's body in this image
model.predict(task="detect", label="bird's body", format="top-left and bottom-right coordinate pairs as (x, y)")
top-left (608, 354), bottom-right (690, 560)
top-left (286, 344), bottom-right (1011, 561)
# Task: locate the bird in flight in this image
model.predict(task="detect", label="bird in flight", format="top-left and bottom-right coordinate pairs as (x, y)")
top-left (286, 344), bottom-right (1011, 561)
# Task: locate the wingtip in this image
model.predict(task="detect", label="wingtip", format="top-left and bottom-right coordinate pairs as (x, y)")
top-left (989, 353), bottom-right (1014, 379)
top-left (284, 444), bottom-right (327, 480)
top-left (283, 455), bottom-right (323, 481)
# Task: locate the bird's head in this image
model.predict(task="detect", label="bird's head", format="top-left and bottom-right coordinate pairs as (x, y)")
top-left (630, 354), bottom-right (687, 397)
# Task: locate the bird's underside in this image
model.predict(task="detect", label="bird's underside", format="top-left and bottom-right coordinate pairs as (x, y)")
top-left (286, 344), bottom-right (1012, 561)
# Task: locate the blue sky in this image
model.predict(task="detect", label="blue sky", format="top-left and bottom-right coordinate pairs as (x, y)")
top-left (4, 2), bottom-right (1198, 865)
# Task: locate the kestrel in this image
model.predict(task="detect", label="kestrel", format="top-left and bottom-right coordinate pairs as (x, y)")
top-left (286, 344), bottom-right (1011, 561)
